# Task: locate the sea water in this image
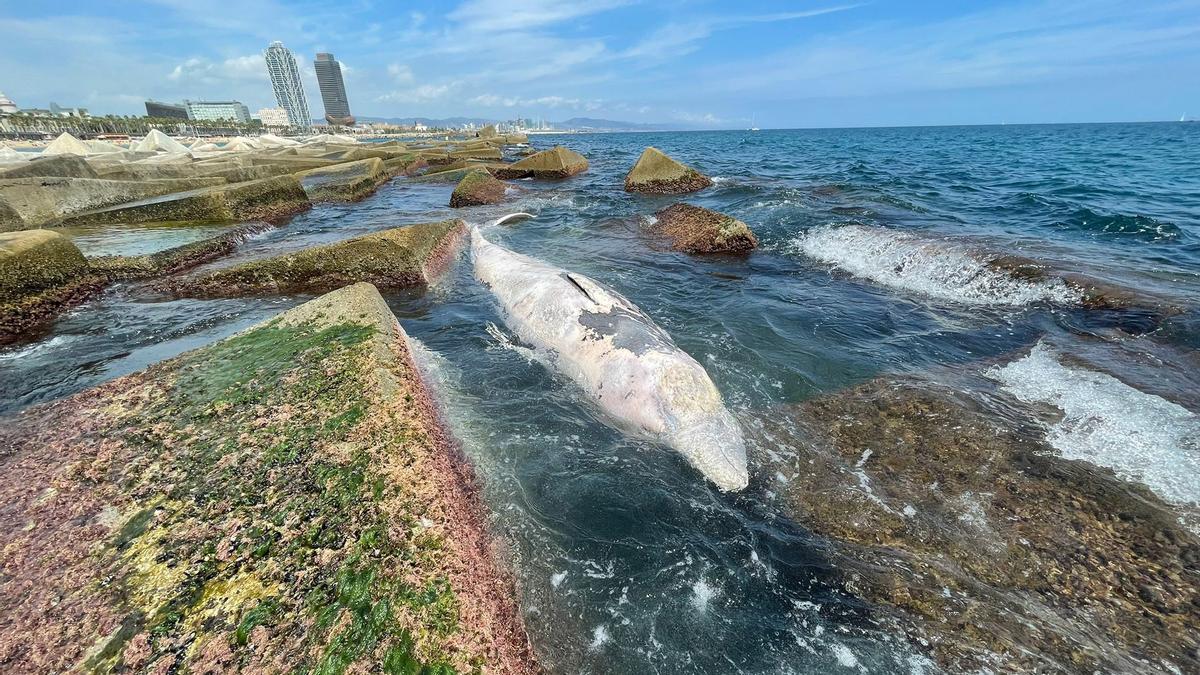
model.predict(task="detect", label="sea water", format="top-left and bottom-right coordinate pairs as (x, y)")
top-left (1, 123), bottom-right (1197, 672)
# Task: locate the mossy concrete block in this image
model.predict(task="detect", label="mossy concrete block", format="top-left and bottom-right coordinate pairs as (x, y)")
top-left (0, 177), bottom-right (228, 230)
top-left (478, 124), bottom-right (498, 139)
top-left (0, 282), bottom-right (539, 672)
top-left (624, 147), bottom-right (712, 194)
top-left (173, 219), bottom-right (466, 297)
top-left (90, 221), bottom-right (278, 281)
top-left (449, 146), bottom-right (503, 160)
top-left (450, 170), bottom-right (508, 208)
top-left (0, 229), bottom-right (90, 303)
top-left (0, 154), bottom-right (98, 180)
top-left (58, 176), bottom-right (312, 226)
top-left (249, 156), bottom-right (344, 172)
top-left (491, 145), bottom-right (588, 180)
top-left (0, 229), bottom-right (105, 342)
top-left (383, 154), bottom-right (427, 178)
top-left (653, 203), bottom-right (757, 254)
top-left (296, 158), bottom-right (389, 202)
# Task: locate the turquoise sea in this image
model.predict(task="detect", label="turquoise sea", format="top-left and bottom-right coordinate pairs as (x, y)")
top-left (2, 123), bottom-right (1198, 672)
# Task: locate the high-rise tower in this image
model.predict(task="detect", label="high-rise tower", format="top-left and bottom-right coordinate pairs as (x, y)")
top-left (314, 53), bottom-right (355, 126)
top-left (263, 41), bottom-right (311, 129)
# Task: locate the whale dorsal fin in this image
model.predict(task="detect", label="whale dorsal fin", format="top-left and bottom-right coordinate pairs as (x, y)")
top-left (565, 272), bottom-right (627, 310)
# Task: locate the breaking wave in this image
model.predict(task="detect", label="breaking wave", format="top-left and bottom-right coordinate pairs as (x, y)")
top-left (987, 343), bottom-right (1200, 516)
top-left (793, 224), bottom-right (1083, 306)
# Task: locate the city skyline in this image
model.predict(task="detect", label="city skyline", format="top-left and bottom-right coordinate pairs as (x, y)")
top-left (0, 1), bottom-right (1198, 128)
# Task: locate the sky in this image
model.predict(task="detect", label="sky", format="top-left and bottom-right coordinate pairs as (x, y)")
top-left (1, 0), bottom-right (1198, 128)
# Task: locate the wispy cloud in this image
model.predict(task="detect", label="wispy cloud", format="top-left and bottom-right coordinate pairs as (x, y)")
top-left (622, 5), bottom-right (862, 61)
top-left (447, 0), bottom-right (632, 33)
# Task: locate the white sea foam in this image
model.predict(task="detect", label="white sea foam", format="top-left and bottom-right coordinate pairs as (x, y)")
top-left (987, 343), bottom-right (1200, 512)
top-left (793, 224), bottom-right (1082, 306)
top-left (690, 578), bottom-right (718, 613)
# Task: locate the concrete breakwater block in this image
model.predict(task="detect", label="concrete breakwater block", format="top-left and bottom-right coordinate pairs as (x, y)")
top-left (57, 176), bottom-right (311, 227)
top-left (0, 229), bottom-right (106, 342)
top-left (0, 176), bottom-right (228, 231)
top-left (170, 219), bottom-right (467, 297)
top-left (296, 158), bottom-right (390, 202)
top-left (0, 282), bottom-right (538, 673)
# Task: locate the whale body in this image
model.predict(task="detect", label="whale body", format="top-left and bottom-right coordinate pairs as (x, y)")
top-left (471, 216), bottom-right (749, 491)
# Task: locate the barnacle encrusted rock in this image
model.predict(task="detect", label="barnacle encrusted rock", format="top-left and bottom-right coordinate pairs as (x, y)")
top-left (624, 147), bottom-right (712, 194)
top-left (450, 170), bottom-right (508, 208)
top-left (764, 377), bottom-right (1200, 673)
top-left (171, 219), bottom-right (466, 297)
top-left (653, 203), bottom-right (757, 254)
top-left (0, 283), bottom-right (538, 673)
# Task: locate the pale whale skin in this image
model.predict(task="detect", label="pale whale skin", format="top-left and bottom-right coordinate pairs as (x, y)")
top-left (471, 220), bottom-right (749, 491)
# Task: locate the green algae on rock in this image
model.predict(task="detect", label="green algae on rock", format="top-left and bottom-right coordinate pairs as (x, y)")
top-left (0, 229), bottom-right (107, 343)
top-left (624, 147), bottom-right (712, 194)
top-left (761, 377), bottom-right (1200, 673)
top-left (0, 282), bottom-right (539, 673)
top-left (450, 170), bottom-right (508, 208)
top-left (653, 203), bottom-right (757, 254)
top-left (296, 158), bottom-right (390, 203)
top-left (172, 219), bottom-right (467, 298)
top-left (0, 176), bottom-right (228, 231)
top-left (57, 176), bottom-right (311, 227)
top-left (492, 146), bottom-right (588, 180)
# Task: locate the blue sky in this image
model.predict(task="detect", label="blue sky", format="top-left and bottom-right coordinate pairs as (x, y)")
top-left (1, 0), bottom-right (1198, 127)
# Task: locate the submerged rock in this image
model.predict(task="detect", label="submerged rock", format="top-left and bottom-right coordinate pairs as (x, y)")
top-left (296, 158), bottom-right (390, 202)
top-left (172, 219), bottom-right (466, 297)
top-left (0, 283), bottom-right (538, 673)
top-left (492, 145), bottom-right (588, 180)
top-left (653, 203), bottom-right (757, 254)
top-left (450, 170), bottom-right (508, 208)
top-left (58, 175), bottom-right (311, 226)
top-left (0, 154), bottom-right (98, 179)
top-left (0, 229), bottom-right (105, 342)
top-left (90, 221), bottom-right (278, 281)
top-left (624, 147), bottom-right (712, 194)
top-left (762, 377), bottom-right (1200, 673)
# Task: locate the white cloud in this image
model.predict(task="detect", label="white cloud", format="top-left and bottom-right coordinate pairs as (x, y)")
top-left (447, 0), bottom-right (631, 33)
top-left (387, 63), bottom-right (415, 85)
top-left (377, 83), bottom-right (455, 103)
top-left (622, 5), bottom-right (862, 61)
top-left (469, 93), bottom-right (604, 110)
top-left (168, 54), bottom-right (267, 84)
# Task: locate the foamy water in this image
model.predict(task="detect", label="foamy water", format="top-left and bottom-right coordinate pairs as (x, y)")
top-left (794, 224), bottom-right (1083, 306)
top-left (987, 343), bottom-right (1200, 512)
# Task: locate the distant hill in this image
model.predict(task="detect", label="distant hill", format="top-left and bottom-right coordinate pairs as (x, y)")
top-left (350, 115), bottom-right (689, 131)
top-left (556, 117), bottom-right (686, 131)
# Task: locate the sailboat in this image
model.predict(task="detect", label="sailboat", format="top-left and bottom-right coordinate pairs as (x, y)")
top-left (749, 114), bottom-right (760, 132)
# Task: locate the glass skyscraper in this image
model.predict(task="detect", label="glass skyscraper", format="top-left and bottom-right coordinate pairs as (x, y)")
top-left (263, 41), bottom-right (311, 129)
top-left (314, 53), bottom-right (355, 126)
